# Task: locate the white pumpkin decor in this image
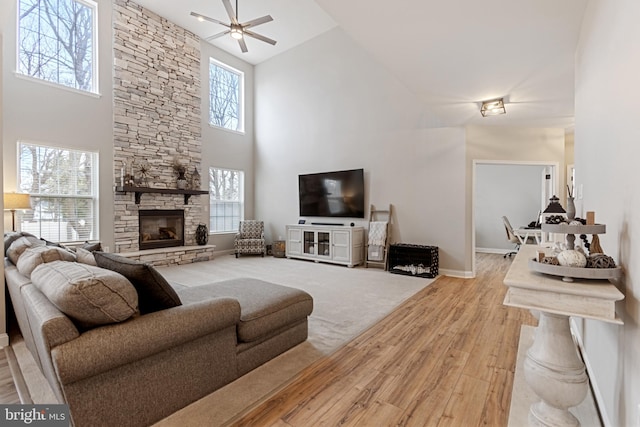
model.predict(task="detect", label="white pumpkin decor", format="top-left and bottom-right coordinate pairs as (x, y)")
top-left (557, 249), bottom-right (587, 268)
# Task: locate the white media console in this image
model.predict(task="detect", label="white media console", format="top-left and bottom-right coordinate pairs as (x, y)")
top-left (285, 224), bottom-right (364, 267)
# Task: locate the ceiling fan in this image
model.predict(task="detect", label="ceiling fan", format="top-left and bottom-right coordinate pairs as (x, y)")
top-left (191, 0), bottom-right (277, 53)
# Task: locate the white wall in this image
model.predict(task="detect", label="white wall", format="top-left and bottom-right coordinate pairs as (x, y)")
top-left (1, 0), bottom-right (114, 247)
top-left (475, 164), bottom-right (545, 251)
top-left (254, 28), bottom-right (467, 274)
top-left (575, 1), bottom-right (640, 425)
top-left (199, 42), bottom-right (255, 252)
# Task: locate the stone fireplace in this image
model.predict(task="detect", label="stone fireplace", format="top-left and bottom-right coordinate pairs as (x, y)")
top-left (112, 0), bottom-right (205, 260)
top-left (139, 209), bottom-right (184, 250)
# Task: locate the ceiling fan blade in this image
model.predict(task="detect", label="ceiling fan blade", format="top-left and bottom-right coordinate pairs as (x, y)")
top-left (206, 30), bottom-right (230, 41)
top-left (190, 12), bottom-right (229, 27)
top-left (222, 0), bottom-right (238, 24)
top-left (238, 37), bottom-right (248, 53)
top-left (244, 30), bottom-right (277, 46)
top-left (241, 15), bottom-right (273, 29)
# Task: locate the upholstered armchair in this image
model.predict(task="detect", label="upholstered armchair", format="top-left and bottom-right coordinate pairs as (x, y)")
top-left (234, 220), bottom-right (266, 257)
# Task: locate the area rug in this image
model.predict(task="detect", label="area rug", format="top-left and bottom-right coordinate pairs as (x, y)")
top-left (10, 254), bottom-right (435, 426)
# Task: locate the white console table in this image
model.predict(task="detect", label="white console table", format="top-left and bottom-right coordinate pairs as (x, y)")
top-left (503, 245), bottom-right (623, 427)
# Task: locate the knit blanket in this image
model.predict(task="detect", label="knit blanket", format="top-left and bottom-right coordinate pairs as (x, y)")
top-left (368, 221), bottom-right (388, 247)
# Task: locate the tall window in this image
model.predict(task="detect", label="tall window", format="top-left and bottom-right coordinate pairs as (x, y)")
top-left (209, 168), bottom-right (244, 233)
top-left (18, 142), bottom-right (99, 243)
top-left (18, 0), bottom-right (98, 93)
top-left (209, 58), bottom-right (244, 132)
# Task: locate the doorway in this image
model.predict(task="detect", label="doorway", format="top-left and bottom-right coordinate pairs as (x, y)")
top-left (471, 160), bottom-right (559, 276)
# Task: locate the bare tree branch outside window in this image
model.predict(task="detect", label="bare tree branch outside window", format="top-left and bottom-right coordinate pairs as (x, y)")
top-left (209, 168), bottom-right (244, 232)
top-left (18, 142), bottom-right (98, 242)
top-left (209, 59), bottom-right (244, 132)
top-left (18, 0), bottom-right (96, 93)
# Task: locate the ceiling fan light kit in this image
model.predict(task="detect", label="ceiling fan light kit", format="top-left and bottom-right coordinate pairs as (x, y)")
top-left (192, 0), bottom-right (276, 53)
top-left (480, 98), bottom-right (506, 117)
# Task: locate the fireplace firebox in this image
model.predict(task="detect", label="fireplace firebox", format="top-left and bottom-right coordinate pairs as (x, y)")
top-left (139, 210), bottom-right (184, 250)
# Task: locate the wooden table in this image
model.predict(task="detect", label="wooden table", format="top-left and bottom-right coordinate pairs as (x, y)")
top-left (503, 245), bottom-right (623, 426)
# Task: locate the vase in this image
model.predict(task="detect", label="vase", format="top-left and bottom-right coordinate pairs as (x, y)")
top-left (566, 196), bottom-right (575, 220)
top-left (196, 223), bottom-right (208, 245)
top-left (177, 171), bottom-right (187, 189)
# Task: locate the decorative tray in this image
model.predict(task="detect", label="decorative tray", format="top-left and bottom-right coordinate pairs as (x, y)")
top-left (528, 259), bottom-right (622, 282)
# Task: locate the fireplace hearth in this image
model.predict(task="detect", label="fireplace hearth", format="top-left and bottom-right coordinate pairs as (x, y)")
top-left (139, 210), bottom-right (184, 250)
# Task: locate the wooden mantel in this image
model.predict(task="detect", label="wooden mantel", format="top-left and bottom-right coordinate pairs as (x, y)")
top-left (115, 185), bottom-right (208, 205)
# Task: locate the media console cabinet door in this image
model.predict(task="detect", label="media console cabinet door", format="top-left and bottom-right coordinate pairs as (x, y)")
top-left (286, 227), bottom-right (302, 255)
top-left (332, 230), bottom-right (351, 263)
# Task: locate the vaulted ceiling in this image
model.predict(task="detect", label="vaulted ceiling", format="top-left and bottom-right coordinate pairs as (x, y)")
top-left (132, 0), bottom-right (588, 129)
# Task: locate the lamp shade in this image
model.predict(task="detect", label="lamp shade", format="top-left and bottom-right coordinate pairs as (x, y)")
top-left (4, 193), bottom-right (31, 211)
top-left (542, 195), bottom-right (566, 213)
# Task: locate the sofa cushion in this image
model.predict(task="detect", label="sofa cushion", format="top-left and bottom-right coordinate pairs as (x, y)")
top-left (6, 236), bottom-right (46, 265)
top-left (16, 245), bottom-right (77, 277)
top-left (31, 261), bottom-right (139, 329)
top-left (82, 241), bottom-right (102, 252)
top-left (94, 252), bottom-right (181, 314)
top-left (75, 247), bottom-right (97, 266)
top-left (4, 231), bottom-right (36, 256)
top-left (177, 278), bottom-right (313, 343)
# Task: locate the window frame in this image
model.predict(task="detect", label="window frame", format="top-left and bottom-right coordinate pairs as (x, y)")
top-left (17, 141), bottom-right (100, 243)
top-left (16, 0), bottom-right (99, 95)
top-left (209, 167), bottom-right (245, 234)
top-left (209, 58), bottom-right (245, 134)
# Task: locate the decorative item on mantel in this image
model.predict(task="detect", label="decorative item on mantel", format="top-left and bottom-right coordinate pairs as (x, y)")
top-left (191, 166), bottom-right (201, 190)
top-left (172, 158), bottom-right (188, 190)
top-left (134, 160), bottom-right (151, 187)
top-left (195, 223), bottom-right (208, 245)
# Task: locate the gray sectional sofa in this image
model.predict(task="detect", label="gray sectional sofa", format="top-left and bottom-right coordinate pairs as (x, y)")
top-left (3, 232), bottom-right (313, 426)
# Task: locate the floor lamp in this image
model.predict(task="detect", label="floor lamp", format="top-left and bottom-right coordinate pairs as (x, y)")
top-left (3, 193), bottom-right (31, 232)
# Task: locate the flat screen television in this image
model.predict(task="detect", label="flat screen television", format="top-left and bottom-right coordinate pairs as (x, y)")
top-left (298, 168), bottom-right (365, 218)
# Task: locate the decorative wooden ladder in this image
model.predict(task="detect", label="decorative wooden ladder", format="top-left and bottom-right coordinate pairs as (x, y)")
top-left (365, 204), bottom-right (392, 270)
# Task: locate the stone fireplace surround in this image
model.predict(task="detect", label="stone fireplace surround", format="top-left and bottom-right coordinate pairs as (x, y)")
top-left (112, 0), bottom-right (212, 265)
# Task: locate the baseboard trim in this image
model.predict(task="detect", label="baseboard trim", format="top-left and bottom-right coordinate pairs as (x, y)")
top-left (439, 269), bottom-right (474, 278)
top-left (476, 247), bottom-right (512, 255)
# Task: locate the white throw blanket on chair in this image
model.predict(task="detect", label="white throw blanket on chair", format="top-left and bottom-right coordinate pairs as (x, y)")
top-left (368, 221), bottom-right (388, 247)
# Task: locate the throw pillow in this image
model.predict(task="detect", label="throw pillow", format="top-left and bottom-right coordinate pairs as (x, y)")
top-left (94, 252), bottom-right (182, 314)
top-left (31, 261), bottom-right (138, 329)
top-left (6, 236), bottom-right (46, 265)
top-left (75, 247), bottom-right (97, 266)
top-left (4, 231), bottom-right (36, 257)
top-left (82, 241), bottom-right (102, 252)
top-left (16, 245), bottom-right (77, 277)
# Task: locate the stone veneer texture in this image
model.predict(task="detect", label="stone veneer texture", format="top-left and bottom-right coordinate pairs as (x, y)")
top-left (113, 0), bottom-right (204, 254)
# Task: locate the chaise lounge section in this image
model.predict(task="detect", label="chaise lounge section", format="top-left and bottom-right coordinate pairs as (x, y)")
top-left (4, 233), bottom-right (313, 427)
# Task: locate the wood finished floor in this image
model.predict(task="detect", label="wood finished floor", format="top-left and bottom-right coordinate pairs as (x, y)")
top-left (0, 253), bottom-right (536, 426)
top-left (230, 253), bottom-right (536, 427)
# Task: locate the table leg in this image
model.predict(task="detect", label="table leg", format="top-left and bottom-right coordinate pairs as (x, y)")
top-left (524, 312), bottom-right (589, 426)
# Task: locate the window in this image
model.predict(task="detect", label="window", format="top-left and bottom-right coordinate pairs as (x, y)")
top-left (209, 168), bottom-right (244, 233)
top-left (209, 58), bottom-right (244, 132)
top-left (18, 0), bottom-right (98, 93)
top-left (18, 142), bottom-right (99, 243)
